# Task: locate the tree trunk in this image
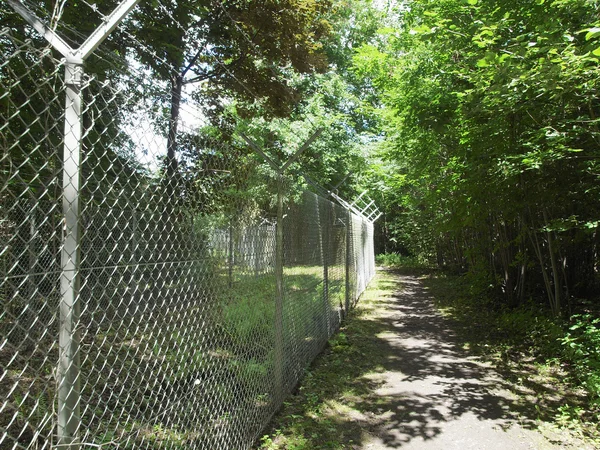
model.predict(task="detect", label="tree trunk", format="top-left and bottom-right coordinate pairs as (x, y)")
top-left (528, 224), bottom-right (555, 313)
top-left (159, 74), bottom-right (184, 285)
top-left (166, 74), bottom-right (183, 180)
top-left (543, 209), bottom-right (562, 316)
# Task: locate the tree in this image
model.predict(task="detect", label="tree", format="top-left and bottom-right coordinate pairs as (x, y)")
top-left (128, 0), bottom-right (333, 179)
top-left (353, 0), bottom-right (600, 313)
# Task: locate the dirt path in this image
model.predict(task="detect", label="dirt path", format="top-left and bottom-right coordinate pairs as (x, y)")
top-left (355, 270), bottom-right (583, 449)
top-left (259, 269), bottom-right (592, 449)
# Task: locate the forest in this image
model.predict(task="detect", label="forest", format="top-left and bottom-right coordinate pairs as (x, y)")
top-left (362, 0), bottom-right (600, 313)
top-left (3, 0), bottom-right (600, 446)
top-left (351, 0), bottom-right (600, 439)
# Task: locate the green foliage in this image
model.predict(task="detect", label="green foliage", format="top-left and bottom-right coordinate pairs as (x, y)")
top-left (130, 0), bottom-right (334, 118)
top-left (561, 315), bottom-right (600, 400)
top-left (233, 70), bottom-right (370, 203)
top-left (218, 265), bottom-right (332, 394)
top-left (375, 253), bottom-right (430, 268)
top-left (355, 0), bottom-right (600, 312)
top-left (221, 274), bottom-right (277, 347)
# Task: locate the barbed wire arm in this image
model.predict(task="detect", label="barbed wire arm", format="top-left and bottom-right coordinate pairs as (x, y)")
top-left (7, 0), bottom-right (139, 61)
top-left (240, 128), bottom-right (324, 175)
top-left (239, 133), bottom-right (281, 172)
top-left (78, 0), bottom-right (140, 60)
top-left (329, 171), bottom-right (353, 193)
top-left (6, 1), bottom-right (141, 448)
top-left (280, 128), bottom-right (323, 173)
top-left (349, 190), bottom-right (367, 209)
top-left (6, 0), bottom-right (73, 58)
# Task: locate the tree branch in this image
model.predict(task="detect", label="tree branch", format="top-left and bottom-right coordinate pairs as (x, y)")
top-left (183, 53), bottom-right (247, 85)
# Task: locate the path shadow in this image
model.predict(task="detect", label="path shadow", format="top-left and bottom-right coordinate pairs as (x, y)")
top-left (258, 269), bottom-right (569, 449)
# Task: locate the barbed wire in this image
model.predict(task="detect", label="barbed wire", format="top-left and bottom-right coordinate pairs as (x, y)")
top-left (7, 0), bottom-right (327, 144)
top-left (49, 0), bottom-right (68, 30)
top-left (4, 0), bottom-right (353, 201)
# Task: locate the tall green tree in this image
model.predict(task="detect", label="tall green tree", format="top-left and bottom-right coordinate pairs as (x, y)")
top-left (354, 0), bottom-right (600, 313)
top-left (130, 0), bottom-right (333, 177)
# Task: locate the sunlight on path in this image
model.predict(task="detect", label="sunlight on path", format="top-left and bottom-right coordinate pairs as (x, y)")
top-left (257, 269), bottom-right (593, 450)
top-left (355, 270), bottom-right (586, 450)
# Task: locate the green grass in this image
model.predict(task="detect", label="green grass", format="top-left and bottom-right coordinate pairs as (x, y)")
top-left (256, 271), bottom-right (401, 449)
top-left (375, 253), bottom-right (433, 269)
top-left (2, 263), bottom-right (348, 448)
top-left (221, 265), bottom-right (335, 351)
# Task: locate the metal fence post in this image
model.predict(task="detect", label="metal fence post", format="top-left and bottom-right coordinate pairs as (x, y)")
top-left (228, 221), bottom-right (234, 288)
top-left (57, 58), bottom-right (84, 449)
top-left (345, 211), bottom-right (351, 315)
top-left (322, 203), bottom-right (330, 335)
top-left (274, 175), bottom-right (285, 402)
top-left (129, 207), bottom-right (138, 302)
top-left (28, 201), bottom-right (37, 297)
top-left (6, 3), bottom-right (141, 446)
top-left (239, 130), bottom-right (322, 402)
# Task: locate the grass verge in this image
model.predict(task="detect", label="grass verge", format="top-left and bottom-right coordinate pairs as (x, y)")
top-left (255, 270), bottom-right (401, 449)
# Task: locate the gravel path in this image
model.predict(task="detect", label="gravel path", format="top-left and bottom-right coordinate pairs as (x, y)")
top-left (356, 271), bottom-right (588, 450)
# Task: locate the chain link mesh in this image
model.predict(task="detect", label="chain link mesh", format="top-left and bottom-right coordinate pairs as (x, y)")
top-left (1, 16), bottom-right (376, 450)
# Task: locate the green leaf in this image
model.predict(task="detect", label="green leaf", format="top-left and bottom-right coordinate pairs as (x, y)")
top-left (409, 24), bottom-right (431, 35)
top-left (593, 47), bottom-right (600, 57)
top-left (585, 27), bottom-right (600, 41)
top-left (467, 0), bottom-right (478, 5)
top-left (476, 58), bottom-right (489, 67)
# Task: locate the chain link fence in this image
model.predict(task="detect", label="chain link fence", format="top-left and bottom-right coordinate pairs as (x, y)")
top-left (1, 10), bottom-right (376, 449)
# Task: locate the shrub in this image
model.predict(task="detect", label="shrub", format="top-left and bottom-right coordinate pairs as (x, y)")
top-left (561, 314), bottom-right (600, 399)
top-left (375, 253), bottom-right (430, 268)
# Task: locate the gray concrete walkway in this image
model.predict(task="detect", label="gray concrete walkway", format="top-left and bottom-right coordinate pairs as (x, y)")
top-left (355, 271), bottom-right (589, 449)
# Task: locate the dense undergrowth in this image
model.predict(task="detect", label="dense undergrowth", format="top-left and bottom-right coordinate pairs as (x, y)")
top-left (375, 253), bottom-right (431, 269)
top-left (374, 254), bottom-right (600, 443)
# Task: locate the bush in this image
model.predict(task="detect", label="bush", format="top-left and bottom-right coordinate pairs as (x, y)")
top-left (561, 314), bottom-right (600, 399)
top-left (375, 253), bottom-right (430, 268)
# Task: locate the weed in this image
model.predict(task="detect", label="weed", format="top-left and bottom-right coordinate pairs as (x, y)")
top-left (561, 314), bottom-right (600, 399)
top-left (255, 272), bottom-right (399, 449)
